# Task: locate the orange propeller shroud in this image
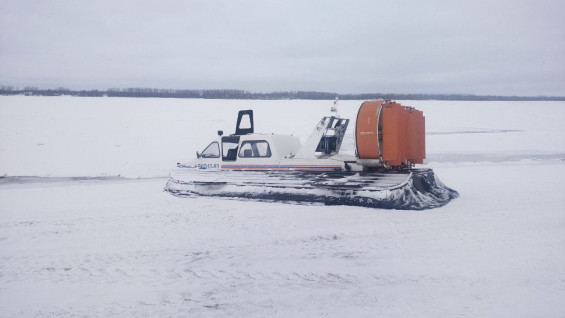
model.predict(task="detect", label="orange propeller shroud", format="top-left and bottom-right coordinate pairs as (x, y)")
top-left (355, 100), bottom-right (425, 167)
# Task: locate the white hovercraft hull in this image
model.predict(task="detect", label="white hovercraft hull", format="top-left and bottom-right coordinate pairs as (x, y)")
top-left (165, 102), bottom-right (459, 210)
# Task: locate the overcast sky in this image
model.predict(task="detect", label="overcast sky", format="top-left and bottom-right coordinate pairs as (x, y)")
top-left (1, 0), bottom-right (564, 95)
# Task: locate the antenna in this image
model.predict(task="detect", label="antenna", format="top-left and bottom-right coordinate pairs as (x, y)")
top-left (331, 96), bottom-right (339, 117)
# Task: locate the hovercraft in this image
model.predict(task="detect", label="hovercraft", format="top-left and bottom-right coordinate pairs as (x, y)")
top-left (165, 100), bottom-right (458, 210)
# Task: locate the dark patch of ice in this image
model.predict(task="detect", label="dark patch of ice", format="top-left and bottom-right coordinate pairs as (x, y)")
top-left (0, 176), bottom-right (125, 185)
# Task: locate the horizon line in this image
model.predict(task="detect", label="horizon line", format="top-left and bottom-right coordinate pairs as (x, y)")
top-left (1, 86), bottom-right (564, 101)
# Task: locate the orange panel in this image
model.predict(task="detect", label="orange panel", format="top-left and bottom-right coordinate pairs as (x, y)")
top-left (418, 113), bottom-right (426, 161)
top-left (382, 102), bottom-right (407, 166)
top-left (415, 111), bottom-right (425, 162)
top-left (406, 109), bottom-right (425, 164)
top-left (355, 100), bottom-right (384, 159)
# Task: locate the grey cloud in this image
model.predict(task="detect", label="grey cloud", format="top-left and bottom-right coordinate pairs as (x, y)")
top-left (1, 0), bottom-right (564, 95)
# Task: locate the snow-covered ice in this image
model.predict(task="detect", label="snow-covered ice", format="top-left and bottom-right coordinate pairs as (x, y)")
top-left (1, 96), bottom-right (564, 317)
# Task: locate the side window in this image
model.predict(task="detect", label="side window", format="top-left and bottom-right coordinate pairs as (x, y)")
top-left (201, 142), bottom-right (220, 158)
top-left (238, 141), bottom-right (272, 158)
top-left (222, 141), bottom-right (239, 161)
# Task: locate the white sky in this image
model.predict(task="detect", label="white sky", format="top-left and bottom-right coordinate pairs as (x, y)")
top-left (1, 0), bottom-right (564, 95)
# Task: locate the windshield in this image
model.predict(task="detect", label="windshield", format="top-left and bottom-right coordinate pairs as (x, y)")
top-left (201, 142), bottom-right (220, 158)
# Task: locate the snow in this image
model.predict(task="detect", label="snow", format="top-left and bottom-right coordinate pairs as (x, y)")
top-left (1, 96), bottom-right (565, 317)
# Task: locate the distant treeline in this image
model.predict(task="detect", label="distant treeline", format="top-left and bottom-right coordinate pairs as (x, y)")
top-left (1, 86), bottom-right (564, 101)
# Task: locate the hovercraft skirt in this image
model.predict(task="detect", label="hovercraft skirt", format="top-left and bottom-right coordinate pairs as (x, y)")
top-left (164, 169), bottom-right (458, 210)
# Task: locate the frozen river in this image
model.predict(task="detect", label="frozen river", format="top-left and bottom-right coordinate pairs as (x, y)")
top-left (1, 96), bottom-right (564, 317)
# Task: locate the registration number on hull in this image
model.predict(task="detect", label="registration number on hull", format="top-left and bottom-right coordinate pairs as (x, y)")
top-left (197, 163), bottom-right (220, 169)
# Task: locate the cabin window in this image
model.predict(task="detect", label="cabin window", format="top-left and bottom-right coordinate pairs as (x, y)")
top-left (238, 140), bottom-right (272, 158)
top-left (201, 142), bottom-right (220, 158)
top-left (222, 142), bottom-right (239, 161)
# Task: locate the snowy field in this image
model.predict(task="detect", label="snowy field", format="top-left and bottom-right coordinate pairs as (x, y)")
top-left (1, 96), bottom-right (565, 317)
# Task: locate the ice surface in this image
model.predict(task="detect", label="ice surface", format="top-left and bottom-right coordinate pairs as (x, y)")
top-left (2, 96), bottom-right (564, 177)
top-left (1, 96), bottom-right (565, 317)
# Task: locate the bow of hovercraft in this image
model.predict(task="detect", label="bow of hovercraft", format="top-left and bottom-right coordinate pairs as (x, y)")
top-left (165, 100), bottom-right (458, 210)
